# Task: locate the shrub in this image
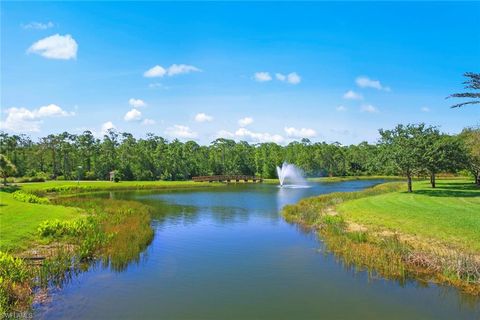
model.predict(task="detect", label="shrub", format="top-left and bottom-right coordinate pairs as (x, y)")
top-left (15, 176), bottom-right (46, 183)
top-left (12, 190), bottom-right (50, 204)
top-left (38, 217), bottom-right (96, 238)
top-left (0, 252), bottom-right (30, 283)
top-left (0, 252), bottom-right (31, 313)
top-left (84, 171), bottom-right (97, 180)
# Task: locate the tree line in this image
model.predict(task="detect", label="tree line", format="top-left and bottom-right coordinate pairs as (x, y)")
top-left (1, 124), bottom-right (479, 191)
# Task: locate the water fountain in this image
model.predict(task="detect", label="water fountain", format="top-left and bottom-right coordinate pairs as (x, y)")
top-left (276, 162), bottom-right (308, 188)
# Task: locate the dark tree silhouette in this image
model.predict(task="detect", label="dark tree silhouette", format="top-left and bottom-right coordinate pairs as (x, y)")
top-left (447, 72), bottom-right (480, 108)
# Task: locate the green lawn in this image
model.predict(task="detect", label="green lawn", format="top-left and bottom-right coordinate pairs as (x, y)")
top-left (20, 180), bottom-right (221, 194)
top-left (337, 179), bottom-right (480, 252)
top-left (0, 192), bottom-right (82, 251)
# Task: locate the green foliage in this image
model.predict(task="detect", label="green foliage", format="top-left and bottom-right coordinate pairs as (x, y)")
top-left (12, 190), bottom-right (50, 204)
top-left (0, 252), bottom-right (31, 313)
top-left (38, 217), bottom-right (96, 238)
top-left (0, 154), bottom-right (16, 185)
top-left (447, 72), bottom-right (480, 108)
top-left (460, 127), bottom-right (480, 185)
top-left (0, 124), bottom-right (473, 183)
top-left (0, 252), bottom-right (30, 283)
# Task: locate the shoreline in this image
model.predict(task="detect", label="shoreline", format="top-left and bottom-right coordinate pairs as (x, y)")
top-left (282, 180), bottom-right (480, 296)
top-left (0, 180), bottom-right (226, 314)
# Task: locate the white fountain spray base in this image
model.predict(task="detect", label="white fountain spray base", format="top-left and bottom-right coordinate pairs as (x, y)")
top-left (276, 162), bottom-right (310, 188)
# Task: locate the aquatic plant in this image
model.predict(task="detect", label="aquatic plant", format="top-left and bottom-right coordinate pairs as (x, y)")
top-left (11, 190), bottom-right (50, 204)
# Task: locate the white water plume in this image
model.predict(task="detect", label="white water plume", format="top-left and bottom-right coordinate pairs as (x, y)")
top-left (276, 162), bottom-right (308, 187)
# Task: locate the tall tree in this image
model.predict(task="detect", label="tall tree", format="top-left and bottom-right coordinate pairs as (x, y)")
top-left (423, 132), bottom-right (466, 187)
top-left (0, 154), bottom-right (17, 185)
top-left (460, 127), bottom-right (480, 185)
top-left (447, 72), bottom-right (480, 108)
top-left (379, 124), bottom-right (431, 192)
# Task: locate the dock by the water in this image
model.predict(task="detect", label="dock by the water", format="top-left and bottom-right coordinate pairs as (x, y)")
top-left (192, 175), bottom-right (263, 183)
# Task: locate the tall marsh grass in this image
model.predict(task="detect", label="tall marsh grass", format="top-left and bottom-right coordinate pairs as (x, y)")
top-left (1, 196), bottom-right (154, 313)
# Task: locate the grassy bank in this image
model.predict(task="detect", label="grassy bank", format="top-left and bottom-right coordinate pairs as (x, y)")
top-left (338, 180), bottom-right (480, 252)
top-left (0, 192), bottom-right (82, 252)
top-left (308, 175), bottom-right (401, 183)
top-left (20, 180), bottom-right (222, 196)
top-left (282, 179), bottom-right (480, 295)
top-left (0, 194), bottom-right (154, 313)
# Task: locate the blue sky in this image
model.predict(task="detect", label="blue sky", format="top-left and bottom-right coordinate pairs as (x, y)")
top-left (1, 1), bottom-right (479, 145)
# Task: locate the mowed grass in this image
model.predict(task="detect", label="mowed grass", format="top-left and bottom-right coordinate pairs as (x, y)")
top-left (20, 180), bottom-right (221, 195)
top-left (0, 192), bottom-right (82, 251)
top-left (337, 179), bottom-right (480, 252)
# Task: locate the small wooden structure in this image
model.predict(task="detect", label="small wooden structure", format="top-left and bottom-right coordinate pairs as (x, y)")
top-left (109, 171), bottom-right (116, 182)
top-left (192, 175), bottom-right (262, 183)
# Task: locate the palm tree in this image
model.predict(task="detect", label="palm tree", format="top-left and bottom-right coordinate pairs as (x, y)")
top-left (447, 72), bottom-right (480, 108)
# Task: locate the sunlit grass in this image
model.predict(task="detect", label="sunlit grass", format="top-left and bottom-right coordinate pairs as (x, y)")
top-left (337, 180), bottom-right (480, 252)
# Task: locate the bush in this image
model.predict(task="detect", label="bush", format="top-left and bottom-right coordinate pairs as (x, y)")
top-left (12, 190), bottom-right (50, 204)
top-left (0, 252), bottom-right (30, 283)
top-left (15, 176), bottom-right (46, 183)
top-left (84, 171), bottom-right (97, 181)
top-left (56, 175), bottom-right (66, 181)
top-left (38, 217), bottom-right (96, 238)
top-left (0, 252), bottom-right (31, 313)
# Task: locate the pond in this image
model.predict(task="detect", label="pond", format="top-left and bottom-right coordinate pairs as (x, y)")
top-left (36, 180), bottom-right (479, 319)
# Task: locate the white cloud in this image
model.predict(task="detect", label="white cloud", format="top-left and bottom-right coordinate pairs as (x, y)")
top-left (216, 130), bottom-right (235, 138)
top-left (167, 64), bottom-right (201, 76)
top-left (238, 117), bottom-right (253, 127)
top-left (22, 21), bottom-right (54, 30)
top-left (27, 34), bottom-right (78, 60)
top-left (361, 104), bottom-right (378, 113)
top-left (101, 121), bottom-right (116, 135)
top-left (129, 98), bottom-right (146, 108)
top-left (284, 127), bottom-right (316, 138)
top-left (194, 113), bottom-right (213, 122)
top-left (421, 107), bottom-right (430, 112)
top-left (235, 127), bottom-right (284, 144)
top-left (276, 72), bottom-right (301, 84)
top-left (356, 76), bottom-right (391, 91)
top-left (124, 108), bottom-right (142, 121)
top-left (0, 104), bottom-right (74, 132)
top-left (254, 72), bottom-right (272, 82)
top-left (165, 125), bottom-right (197, 139)
top-left (142, 118), bottom-right (156, 125)
top-left (336, 105), bottom-right (347, 112)
top-left (144, 65), bottom-right (167, 78)
top-left (343, 90), bottom-right (363, 100)
top-left (286, 72), bottom-right (301, 84)
top-left (144, 64), bottom-right (201, 78)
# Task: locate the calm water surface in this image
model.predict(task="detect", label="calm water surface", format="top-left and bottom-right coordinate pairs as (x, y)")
top-left (36, 180), bottom-right (480, 319)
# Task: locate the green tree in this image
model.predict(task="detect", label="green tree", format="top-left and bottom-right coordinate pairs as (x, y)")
top-left (423, 132), bottom-right (467, 187)
top-left (460, 127), bottom-right (480, 185)
top-left (379, 124), bottom-right (432, 192)
top-left (447, 72), bottom-right (480, 108)
top-left (0, 154), bottom-right (17, 185)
